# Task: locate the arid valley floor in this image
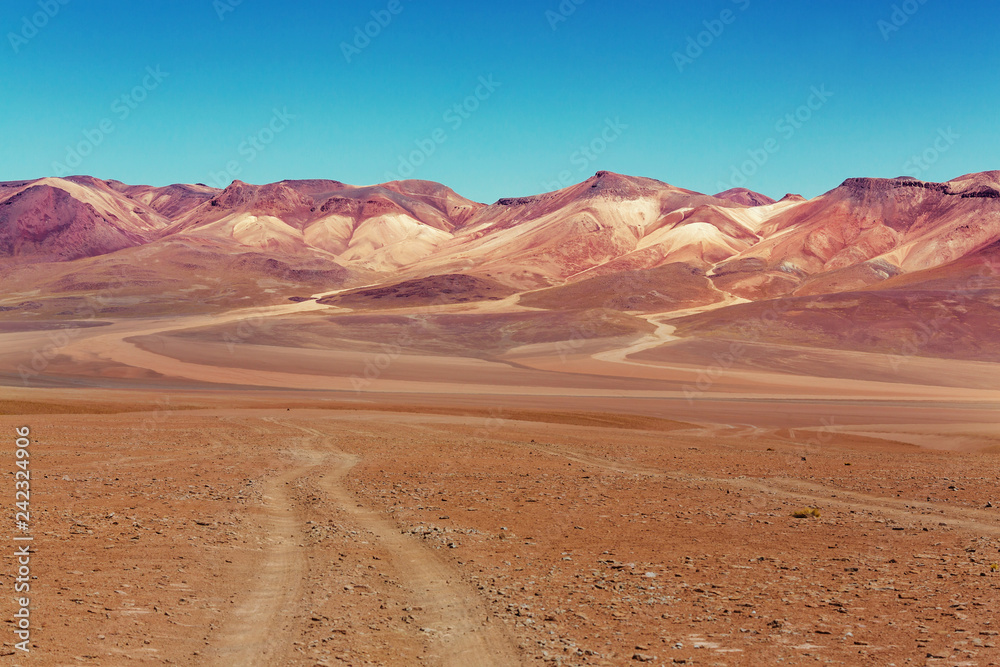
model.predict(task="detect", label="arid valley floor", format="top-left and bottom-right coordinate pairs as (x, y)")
top-left (2, 293), bottom-right (1000, 666)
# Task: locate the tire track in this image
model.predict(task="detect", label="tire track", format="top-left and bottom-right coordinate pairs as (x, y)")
top-left (267, 419), bottom-right (523, 667)
top-left (524, 441), bottom-right (1000, 536)
top-left (208, 455), bottom-right (317, 666)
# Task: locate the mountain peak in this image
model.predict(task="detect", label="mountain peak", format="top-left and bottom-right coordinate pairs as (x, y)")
top-left (577, 171), bottom-right (683, 201)
top-left (209, 180), bottom-right (314, 213)
top-left (779, 193), bottom-right (806, 202)
top-left (714, 188), bottom-right (776, 207)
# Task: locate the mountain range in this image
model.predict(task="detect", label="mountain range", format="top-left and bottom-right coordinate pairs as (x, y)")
top-left (2, 170), bottom-right (999, 359)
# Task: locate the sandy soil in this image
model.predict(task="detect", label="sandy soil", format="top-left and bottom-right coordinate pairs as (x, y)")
top-left (1, 294), bottom-right (999, 665)
top-left (2, 404), bottom-right (999, 666)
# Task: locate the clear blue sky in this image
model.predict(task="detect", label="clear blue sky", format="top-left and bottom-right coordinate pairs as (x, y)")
top-left (3, 0), bottom-right (998, 202)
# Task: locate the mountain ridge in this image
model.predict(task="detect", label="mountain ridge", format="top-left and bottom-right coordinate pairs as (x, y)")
top-left (2, 170), bottom-right (999, 305)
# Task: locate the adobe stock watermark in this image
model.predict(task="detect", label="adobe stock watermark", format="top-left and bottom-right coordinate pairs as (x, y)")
top-left (682, 297), bottom-right (796, 403)
top-left (673, 0), bottom-right (751, 73)
top-left (555, 310), bottom-right (623, 363)
top-left (17, 265), bottom-right (137, 385)
top-left (213, 0), bottom-right (244, 21)
top-left (383, 75), bottom-right (501, 181)
top-left (207, 107), bottom-right (297, 188)
top-left (12, 258), bottom-right (169, 388)
top-left (12, 426), bottom-right (33, 654)
top-left (901, 128), bottom-right (959, 179)
top-left (553, 283), bottom-right (676, 362)
top-left (787, 416), bottom-right (839, 461)
top-left (51, 66), bottom-right (169, 177)
top-left (349, 328), bottom-right (416, 393)
top-left (349, 259), bottom-right (479, 392)
top-left (878, 0), bottom-right (930, 41)
top-left (887, 256), bottom-right (1000, 371)
top-left (341, 0), bottom-right (405, 63)
top-left (546, 0), bottom-right (586, 30)
top-left (220, 311), bottom-right (277, 354)
top-left (18, 326), bottom-right (84, 386)
top-left (8, 0), bottom-right (71, 54)
top-left (473, 407), bottom-right (508, 439)
top-left (541, 117), bottom-right (628, 191)
top-left (716, 85), bottom-right (833, 192)
top-left (133, 396), bottom-right (176, 436)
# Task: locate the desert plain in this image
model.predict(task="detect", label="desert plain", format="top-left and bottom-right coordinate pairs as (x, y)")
top-left (2, 287), bottom-right (1000, 667)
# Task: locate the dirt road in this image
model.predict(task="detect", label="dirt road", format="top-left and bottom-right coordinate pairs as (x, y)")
top-left (209, 418), bottom-right (522, 666)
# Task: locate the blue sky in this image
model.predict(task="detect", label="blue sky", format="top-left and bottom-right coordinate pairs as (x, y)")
top-left (2, 0), bottom-right (998, 202)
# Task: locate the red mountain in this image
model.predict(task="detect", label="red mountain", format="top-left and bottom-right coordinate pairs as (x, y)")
top-left (1, 170), bottom-right (998, 305)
